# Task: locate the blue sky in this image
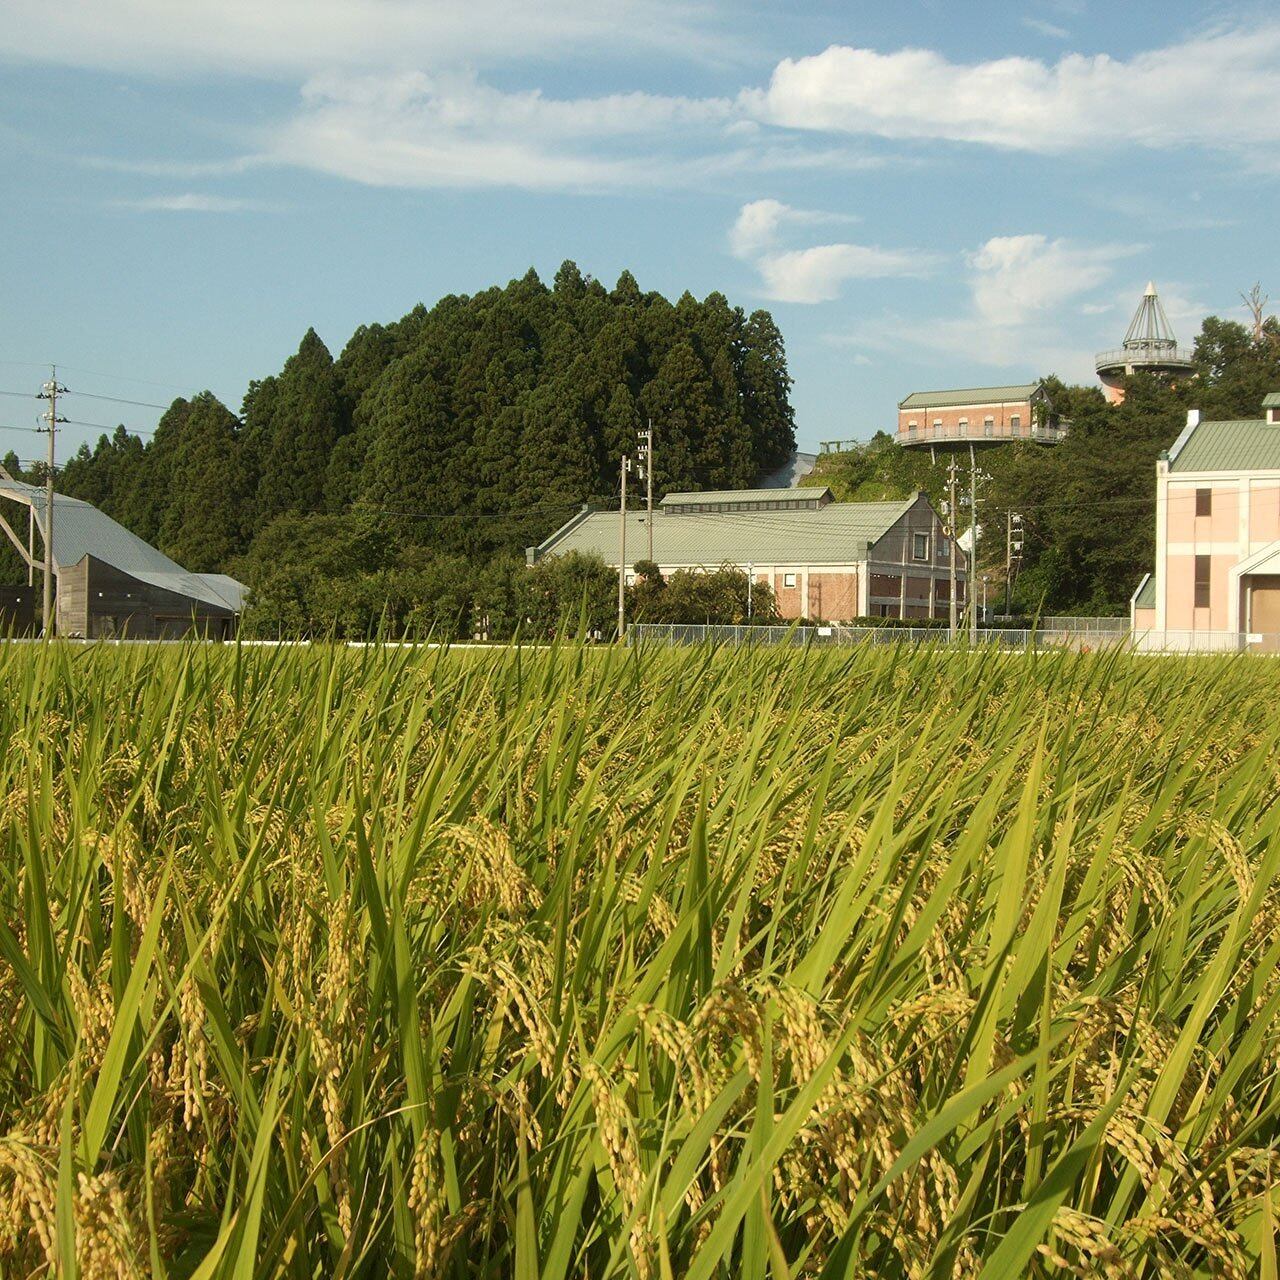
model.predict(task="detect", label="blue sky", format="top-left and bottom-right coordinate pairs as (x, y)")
top-left (1, 0), bottom-right (1277, 457)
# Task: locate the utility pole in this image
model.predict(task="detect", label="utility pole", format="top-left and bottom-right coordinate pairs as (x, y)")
top-left (1005, 512), bottom-right (1023, 617)
top-left (36, 367), bottom-right (65, 637)
top-left (968, 443), bottom-right (978, 644)
top-left (637, 423), bottom-right (653, 563)
top-left (946, 456), bottom-right (959, 640)
top-left (617, 454), bottom-right (632, 642)
top-left (747, 562), bottom-right (754, 619)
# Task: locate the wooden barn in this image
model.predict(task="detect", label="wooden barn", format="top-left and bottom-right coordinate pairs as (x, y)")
top-left (0, 477), bottom-right (245, 639)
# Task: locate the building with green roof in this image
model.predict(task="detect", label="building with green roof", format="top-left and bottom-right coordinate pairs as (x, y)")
top-left (1135, 394), bottom-right (1280, 649)
top-left (896, 381), bottom-right (1067, 451)
top-left (529, 488), bottom-right (966, 622)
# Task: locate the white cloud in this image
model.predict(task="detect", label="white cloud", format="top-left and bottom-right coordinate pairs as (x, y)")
top-left (0, 0), bottom-right (726, 77)
top-left (262, 71), bottom-right (736, 191)
top-left (833, 233), bottom-right (1144, 377)
top-left (729, 199), bottom-right (933, 303)
top-left (728, 197), bottom-right (855, 258)
top-left (967, 234), bottom-right (1139, 326)
top-left (1021, 17), bottom-right (1070, 40)
top-left (749, 25), bottom-right (1280, 153)
top-left (114, 193), bottom-right (274, 212)
top-left (755, 244), bottom-right (933, 304)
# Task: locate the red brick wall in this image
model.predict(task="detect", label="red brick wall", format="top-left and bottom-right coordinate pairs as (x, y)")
top-left (808, 572), bottom-right (858, 621)
top-left (766, 570), bottom-right (859, 621)
top-left (897, 399), bottom-right (1033, 443)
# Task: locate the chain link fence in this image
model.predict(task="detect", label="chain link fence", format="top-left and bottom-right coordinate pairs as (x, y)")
top-left (628, 623), bottom-right (1279, 653)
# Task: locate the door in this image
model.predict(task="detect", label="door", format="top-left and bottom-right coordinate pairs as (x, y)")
top-left (1248, 576), bottom-right (1280, 651)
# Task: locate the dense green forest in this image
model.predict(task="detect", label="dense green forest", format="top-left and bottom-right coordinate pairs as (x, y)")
top-left (1, 262), bottom-right (794, 634)
top-left (3, 268), bottom-right (1277, 631)
top-left (806, 312), bottom-right (1280, 614)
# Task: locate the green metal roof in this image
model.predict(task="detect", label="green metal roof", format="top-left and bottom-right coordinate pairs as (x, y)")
top-left (899, 383), bottom-right (1041, 411)
top-left (534, 494), bottom-right (923, 567)
top-left (1168, 419), bottom-right (1280, 473)
top-left (660, 486), bottom-right (829, 508)
top-left (1262, 392), bottom-right (1280, 408)
top-left (1132, 573), bottom-right (1155, 609)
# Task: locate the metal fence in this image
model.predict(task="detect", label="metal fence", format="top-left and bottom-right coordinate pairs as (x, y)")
top-left (628, 623), bottom-right (1279, 653)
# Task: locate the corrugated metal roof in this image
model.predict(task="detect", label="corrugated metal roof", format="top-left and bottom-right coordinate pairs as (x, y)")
top-left (1132, 573), bottom-right (1155, 609)
top-left (899, 383), bottom-right (1041, 411)
top-left (535, 494), bottom-right (922, 566)
top-left (660, 486), bottom-right (829, 508)
top-left (0, 479), bottom-right (244, 611)
top-left (1167, 419), bottom-right (1280, 473)
top-left (1262, 392), bottom-right (1280, 408)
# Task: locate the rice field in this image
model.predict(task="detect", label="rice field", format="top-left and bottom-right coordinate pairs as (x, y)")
top-left (3, 639), bottom-right (1280, 1277)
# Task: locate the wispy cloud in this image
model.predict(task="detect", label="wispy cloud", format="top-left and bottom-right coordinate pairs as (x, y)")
top-left (831, 233), bottom-right (1146, 376)
top-left (260, 70), bottom-right (743, 192)
top-left (0, 0), bottom-right (731, 77)
top-left (114, 193), bottom-right (277, 212)
top-left (730, 199), bottom-right (935, 303)
top-left (50, 20), bottom-right (1280, 200)
top-left (1020, 16), bottom-right (1070, 39)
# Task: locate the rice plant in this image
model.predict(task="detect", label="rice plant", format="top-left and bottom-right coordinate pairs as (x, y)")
top-left (2, 637), bottom-right (1280, 1277)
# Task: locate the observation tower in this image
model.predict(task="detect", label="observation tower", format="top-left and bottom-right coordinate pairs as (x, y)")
top-left (1096, 282), bottom-right (1195, 405)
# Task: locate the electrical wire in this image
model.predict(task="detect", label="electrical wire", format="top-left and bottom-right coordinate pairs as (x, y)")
top-left (62, 418), bottom-right (154, 436)
top-left (64, 389), bottom-right (169, 410)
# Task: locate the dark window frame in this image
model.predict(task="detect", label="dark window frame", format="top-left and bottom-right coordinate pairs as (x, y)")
top-left (912, 532), bottom-right (930, 562)
top-left (1194, 553), bottom-right (1212, 608)
top-left (1196, 487), bottom-right (1212, 517)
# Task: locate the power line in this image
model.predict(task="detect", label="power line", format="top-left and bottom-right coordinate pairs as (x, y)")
top-left (64, 389), bottom-right (169, 410)
top-left (62, 417), bottom-right (154, 435)
top-left (0, 389), bottom-right (37, 400)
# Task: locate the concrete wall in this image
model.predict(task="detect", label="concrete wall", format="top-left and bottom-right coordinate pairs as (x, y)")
top-left (58, 556), bottom-right (236, 639)
top-left (866, 494), bottom-right (966, 619)
top-left (1156, 469), bottom-right (1280, 635)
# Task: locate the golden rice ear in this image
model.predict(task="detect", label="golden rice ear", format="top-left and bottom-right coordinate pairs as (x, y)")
top-left (0, 639), bottom-right (1275, 1276)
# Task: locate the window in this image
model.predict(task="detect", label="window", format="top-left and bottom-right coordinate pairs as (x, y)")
top-left (1010, 414), bottom-right (1021, 431)
top-left (784, 572), bottom-right (797, 588)
top-left (912, 532), bottom-right (930, 561)
top-left (984, 416), bottom-right (994, 436)
top-left (1194, 554), bottom-right (1211, 608)
top-left (958, 418), bottom-right (969, 432)
top-left (1196, 487), bottom-right (1212, 517)
top-left (932, 418), bottom-right (942, 430)
top-left (908, 419), bottom-right (918, 430)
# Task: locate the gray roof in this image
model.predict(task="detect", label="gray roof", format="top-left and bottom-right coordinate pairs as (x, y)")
top-left (0, 479), bottom-right (245, 612)
top-left (899, 383), bottom-right (1041, 411)
top-left (534, 494), bottom-right (922, 567)
top-left (660, 486), bottom-right (829, 508)
top-left (1168, 419), bottom-right (1280, 473)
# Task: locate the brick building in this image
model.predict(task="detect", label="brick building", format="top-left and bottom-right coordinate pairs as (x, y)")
top-left (528, 487), bottom-right (965, 622)
top-left (1132, 392), bottom-right (1280, 650)
top-left (897, 382), bottom-right (1067, 449)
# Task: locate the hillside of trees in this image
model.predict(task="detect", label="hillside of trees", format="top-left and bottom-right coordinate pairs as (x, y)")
top-left (3, 274), bottom-right (1276, 631)
top-left (0, 263), bottom-right (795, 634)
top-left (806, 311), bottom-right (1280, 614)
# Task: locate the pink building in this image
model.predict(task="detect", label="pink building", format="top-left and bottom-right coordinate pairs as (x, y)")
top-left (1133, 393), bottom-right (1280, 649)
top-left (896, 382), bottom-right (1068, 449)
